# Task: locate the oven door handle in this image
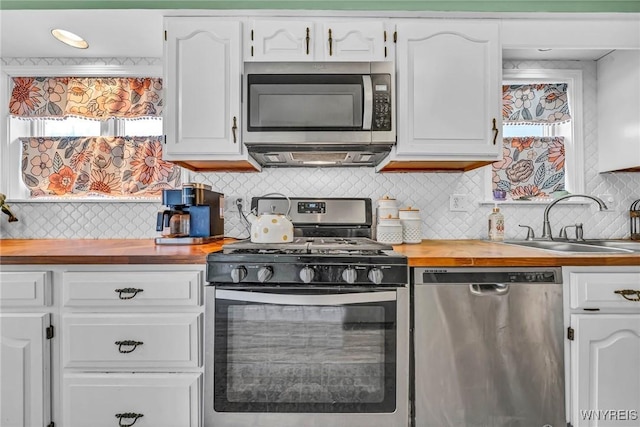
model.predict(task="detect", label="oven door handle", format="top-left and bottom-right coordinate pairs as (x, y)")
top-left (215, 289), bottom-right (396, 305)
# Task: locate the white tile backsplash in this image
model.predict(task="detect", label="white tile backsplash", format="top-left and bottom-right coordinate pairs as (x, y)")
top-left (1, 58), bottom-right (639, 240)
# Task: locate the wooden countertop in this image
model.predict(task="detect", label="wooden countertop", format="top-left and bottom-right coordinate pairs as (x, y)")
top-left (0, 238), bottom-right (236, 265)
top-left (392, 239), bottom-right (640, 267)
top-left (1, 238), bottom-right (639, 267)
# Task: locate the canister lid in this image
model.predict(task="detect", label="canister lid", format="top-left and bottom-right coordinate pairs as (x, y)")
top-left (399, 206), bottom-right (419, 211)
top-left (379, 195), bottom-right (396, 201)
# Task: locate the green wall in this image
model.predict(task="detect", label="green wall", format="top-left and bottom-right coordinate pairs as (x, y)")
top-left (2, 0), bottom-right (640, 13)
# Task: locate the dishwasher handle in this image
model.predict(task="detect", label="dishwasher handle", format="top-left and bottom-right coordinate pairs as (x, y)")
top-left (469, 283), bottom-right (509, 296)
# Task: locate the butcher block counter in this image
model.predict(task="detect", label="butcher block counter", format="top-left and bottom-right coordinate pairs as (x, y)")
top-left (1, 238), bottom-right (639, 266)
top-left (0, 238), bottom-right (236, 265)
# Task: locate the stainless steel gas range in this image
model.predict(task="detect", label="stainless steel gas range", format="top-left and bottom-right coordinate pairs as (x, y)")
top-left (204, 197), bottom-right (409, 427)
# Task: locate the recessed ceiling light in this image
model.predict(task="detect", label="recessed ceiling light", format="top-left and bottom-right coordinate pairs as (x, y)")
top-left (51, 29), bottom-right (88, 49)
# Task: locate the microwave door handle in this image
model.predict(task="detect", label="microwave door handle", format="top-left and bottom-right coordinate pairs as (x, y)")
top-left (362, 75), bottom-right (373, 130)
top-left (215, 289), bottom-right (396, 305)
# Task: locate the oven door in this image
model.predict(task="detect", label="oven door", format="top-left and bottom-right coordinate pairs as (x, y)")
top-left (204, 286), bottom-right (409, 427)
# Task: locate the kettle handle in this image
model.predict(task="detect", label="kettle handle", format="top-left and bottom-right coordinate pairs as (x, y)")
top-left (259, 192), bottom-right (292, 216)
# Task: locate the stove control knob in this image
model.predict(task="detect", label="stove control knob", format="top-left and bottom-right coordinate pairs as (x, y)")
top-left (342, 268), bottom-right (358, 284)
top-left (257, 266), bottom-right (273, 283)
top-left (299, 266), bottom-right (315, 284)
top-left (230, 266), bottom-right (247, 283)
top-left (368, 268), bottom-right (384, 285)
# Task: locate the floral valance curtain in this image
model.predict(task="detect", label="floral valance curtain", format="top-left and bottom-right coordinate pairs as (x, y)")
top-left (492, 137), bottom-right (565, 200)
top-left (10, 77), bottom-right (163, 120)
top-left (502, 83), bottom-right (571, 125)
top-left (22, 136), bottom-right (180, 198)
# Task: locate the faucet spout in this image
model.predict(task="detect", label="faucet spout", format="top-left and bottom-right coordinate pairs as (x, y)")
top-left (541, 194), bottom-right (608, 240)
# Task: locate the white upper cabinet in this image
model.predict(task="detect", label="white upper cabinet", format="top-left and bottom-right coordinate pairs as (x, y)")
top-left (163, 17), bottom-right (259, 171)
top-left (379, 20), bottom-right (502, 172)
top-left (597, 49), bottom-right (640, 173)
top-left (247, 19), bottom-right (391, 61)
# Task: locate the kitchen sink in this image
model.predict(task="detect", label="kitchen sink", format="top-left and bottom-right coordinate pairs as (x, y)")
top-left (502, 240), bottom-right (636, 253)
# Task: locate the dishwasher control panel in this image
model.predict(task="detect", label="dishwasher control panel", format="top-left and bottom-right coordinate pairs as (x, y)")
top-left (415, 268), bottom-right (562, 284)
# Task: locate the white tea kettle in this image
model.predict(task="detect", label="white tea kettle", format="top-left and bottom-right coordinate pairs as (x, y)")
top-left (247, 193), bottom-right (294, 243)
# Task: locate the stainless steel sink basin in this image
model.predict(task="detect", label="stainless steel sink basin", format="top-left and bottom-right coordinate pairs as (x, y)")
top-left (502, 240), bottom-right (635, 253)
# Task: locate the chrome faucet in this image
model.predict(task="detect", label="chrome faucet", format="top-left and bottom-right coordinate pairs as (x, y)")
top-left (541, 194), bottom-right (608, 240)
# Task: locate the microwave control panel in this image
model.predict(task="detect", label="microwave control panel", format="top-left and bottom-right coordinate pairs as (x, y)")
top-left (371, 74), bottom-right (392, 131)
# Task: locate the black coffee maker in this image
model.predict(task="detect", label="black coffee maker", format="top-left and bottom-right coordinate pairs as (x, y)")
top-left (155, 183), bottom-right (224, 245)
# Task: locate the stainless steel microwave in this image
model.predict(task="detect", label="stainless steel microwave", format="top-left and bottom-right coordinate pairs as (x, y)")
top-left (242, 61), bottom-right (395, 167)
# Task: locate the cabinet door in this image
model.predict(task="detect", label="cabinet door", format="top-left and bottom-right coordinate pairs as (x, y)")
top-left (597, 49), bottom-right (640, 172)
top-left (395, 20), bottom-right (502, 159)
top-left (571, 314), bottom-right (640, 427)
top-left (320, 21), bottom-right (388, 61)
top-left (164, 18), bottom-right (243, 157)
top-left (1, 313), bottom-right (51, 427)
top-left (248, 20), bottom-right (315, 61)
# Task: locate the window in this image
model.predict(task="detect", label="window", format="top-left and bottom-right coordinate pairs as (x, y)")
top-left (2, 67), bottom-right (178, 200)
top-left (486, 69), bottom-right (584, 203)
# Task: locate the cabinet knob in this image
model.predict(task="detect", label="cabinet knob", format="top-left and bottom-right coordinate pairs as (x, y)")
top-left (305, 27), bottom-right (310, 55)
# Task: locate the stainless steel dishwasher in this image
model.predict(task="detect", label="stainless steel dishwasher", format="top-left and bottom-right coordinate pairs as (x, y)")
top-left (412, 267), bottom-right (566, 427)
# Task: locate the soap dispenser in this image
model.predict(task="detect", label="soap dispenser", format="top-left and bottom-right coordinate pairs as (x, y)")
top-left (488, 205), bottom-right (505, 241)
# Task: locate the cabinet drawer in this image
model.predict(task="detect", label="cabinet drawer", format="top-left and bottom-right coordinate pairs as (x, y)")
top-left (63, 373), bottom-right (200, 427)
top-left (62, 270), bottom-right (202, 307)
top-left (0, 271), bottom-right (51, 307)
top-left (63, 313), bottom-right (201, 369)
top-left (569, 270), bottom-right (640, 310)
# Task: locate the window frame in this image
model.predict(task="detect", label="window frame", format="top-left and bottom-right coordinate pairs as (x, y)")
top-left (484, 68), bottom-right (585, 203)
top-left (0, 63), bottom-right (164, 201)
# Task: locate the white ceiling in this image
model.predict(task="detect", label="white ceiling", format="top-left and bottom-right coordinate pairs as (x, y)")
top-left (0, 9), bottom-right (613, 60)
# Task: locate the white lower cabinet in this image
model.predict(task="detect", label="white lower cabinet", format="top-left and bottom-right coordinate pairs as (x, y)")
top-left (566, 266), bottom-right (640, 427)
top-left (0, 270), bottom-right (52, 427)
top-left (1, 264), bottom-right (206, 427)
top-left (61, 266), bottom-right (205, 427)
top-left (0, 313), bottom-right (52, 427)
top-left (63, 373), bottom-right (201, 427)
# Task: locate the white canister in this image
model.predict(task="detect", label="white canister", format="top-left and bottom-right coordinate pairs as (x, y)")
top-left (377, 196), bottom-right (399, 219)
top-left (376, 216), bottom-right (403, 245)
top-left (399, 207), bottom-right (422, 244)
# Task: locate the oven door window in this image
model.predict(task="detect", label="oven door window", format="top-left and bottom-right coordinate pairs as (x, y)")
top-left (247, 75), bottom-right (364, 131)
top-left (214, 289), bottom-right (396, 413)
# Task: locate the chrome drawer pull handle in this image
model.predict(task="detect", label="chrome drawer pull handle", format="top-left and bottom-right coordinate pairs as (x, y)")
top-left (115, 288), bottom-right (144, 300)
top-left (614, 289), bottom-right (640, 301)
top-left (115, 412), bottom-right (144, 427)
top-left (115, 340), bottom-right (144, 353)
